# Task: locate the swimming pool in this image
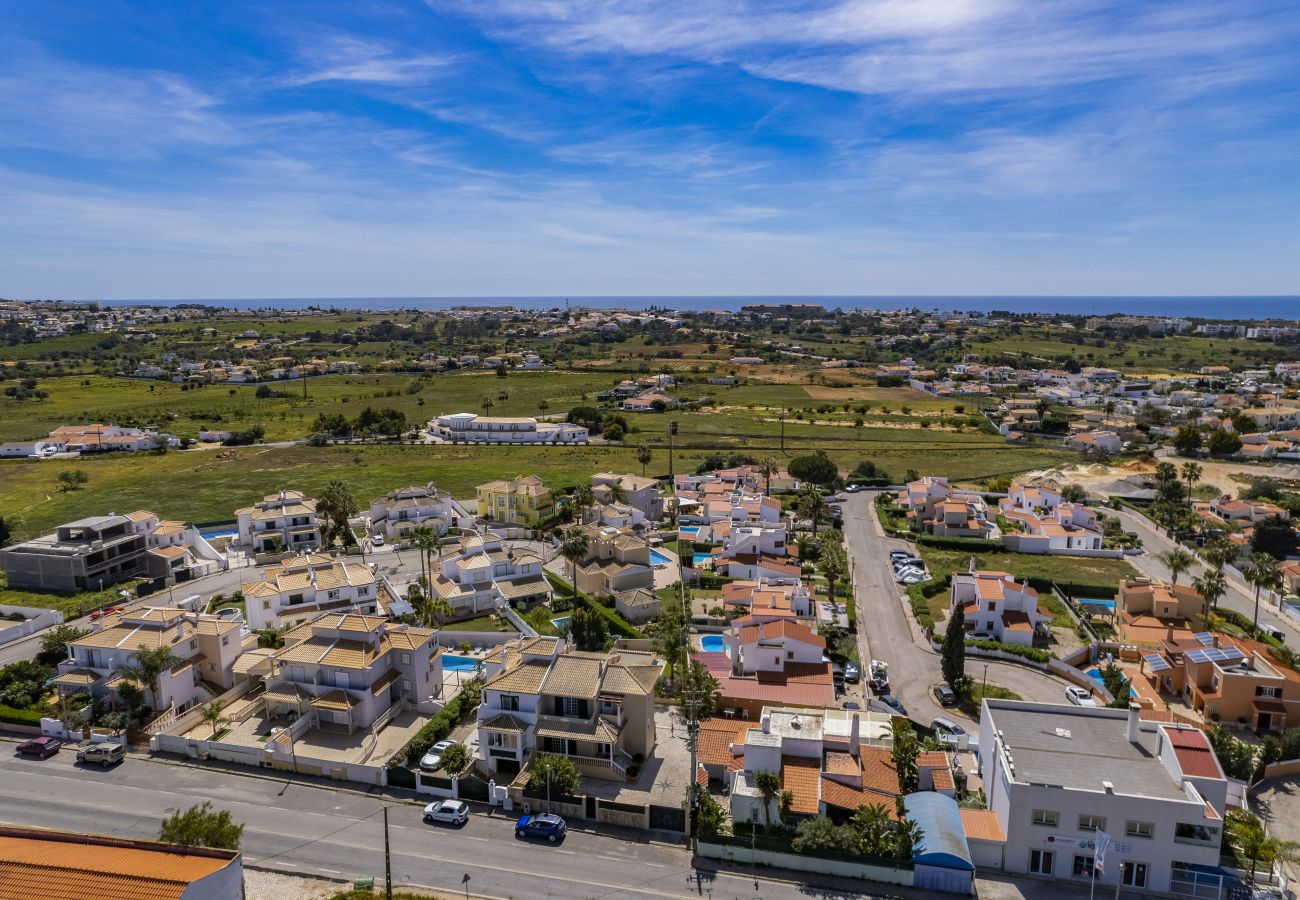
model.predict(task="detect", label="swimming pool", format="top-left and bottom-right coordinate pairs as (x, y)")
top-left (442, 654), bottom-right (482, 673)
top-left (1079, 598), bottom-right (1116, 612)
top-left (649, 549), bottom-right (673, 566)
top-left (1086, 666), bottom-right (1136, 698)
top-left (199, 528), bottom-right (236, 541)
top-left (692, 553), bottom-right (713, 567)
top-left (678, 526), bottom-right (701, 537)
top-left (551, 616), bottom-right (571, 630)
top-left (700, 635), bottom-right (724, 653)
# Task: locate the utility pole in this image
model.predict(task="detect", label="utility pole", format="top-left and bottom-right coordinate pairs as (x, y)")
top-left (383, 806), bottom-right (393, 900)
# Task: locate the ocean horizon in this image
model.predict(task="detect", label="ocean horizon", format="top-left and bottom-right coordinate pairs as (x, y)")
top-left (60, 294), bottom-right (1300, 320)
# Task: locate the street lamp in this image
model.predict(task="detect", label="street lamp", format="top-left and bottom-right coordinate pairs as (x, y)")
top-left (982, 663), bottom-right (989, 701)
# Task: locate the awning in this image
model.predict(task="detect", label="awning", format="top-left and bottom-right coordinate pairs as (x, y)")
top-left (370, 669), bottom-right (400, 696)
top-left (1253, 699), bottom-right (1287, 713)
top-left (481, 713), bottom-right (527, 732)
top-left (311, 689), bottom-right (360, 711)
top-left (232, 649), bottom-right (275, 677)
top-left (536, 716), bottom-right (620, 743)
top-left (52, 669), bottom-right (102, 687)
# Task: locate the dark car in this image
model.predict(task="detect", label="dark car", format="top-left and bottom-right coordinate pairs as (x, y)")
top-left (868, 675), bottom-right (889, 695)
top-left (842, 701), bottom-right (862, 711)
top-left (843, 662), bottom-right (861, 683)
top-left (932, 684), bottom-right (957, 707)
top-left (880, 694), bottom-right (908, 716)
top-left (516, 813), bottom-right (567, 842)
top-left (16, 737), bottom-right (62, 758)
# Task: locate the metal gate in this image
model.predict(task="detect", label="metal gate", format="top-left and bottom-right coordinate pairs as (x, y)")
top-left (913, 865), bottom-right (973, 894)
top-left (648, 803), bottom-right (686, 833)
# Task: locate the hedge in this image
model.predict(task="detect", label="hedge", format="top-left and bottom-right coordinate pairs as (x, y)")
top-left (1023, 578), bottom-right (1117, 601)
top-left (0, 704), bottom-right (44, 727)
top-left (543, 573), bottom-right (643, 639)
top-left (915, 534), bottom-right (1006, 553)
top-left (404, 684), bottom-right (479, 765)
top-left (968, 639), bottom-right (1052, 664)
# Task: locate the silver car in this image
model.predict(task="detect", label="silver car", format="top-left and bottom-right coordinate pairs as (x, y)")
top-left (423, 799), bottom-right (469, 825)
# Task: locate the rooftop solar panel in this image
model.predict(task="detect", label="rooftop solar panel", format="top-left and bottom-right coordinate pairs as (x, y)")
top-left (1143, 654), bottom-right (1171, 672)
top-left (1194, 632), bottom-right (1215, 647)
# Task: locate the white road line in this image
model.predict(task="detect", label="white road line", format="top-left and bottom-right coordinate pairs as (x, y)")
top-left (644, 862), bottom-right (668, 868)
top-left (554, 848), bottom-right (576, 854)
top-left (319, 868), bottom-right (341, 875)
top-left (466, 836), bottom-right (489, 842)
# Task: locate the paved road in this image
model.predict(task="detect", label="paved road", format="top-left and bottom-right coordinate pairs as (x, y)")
top-left (0, 746), bottom-right (938, 899)
top-left (1113, 507), bottom-right (1299, 644)
top-left (841, 492), bottom-right (1072, 730)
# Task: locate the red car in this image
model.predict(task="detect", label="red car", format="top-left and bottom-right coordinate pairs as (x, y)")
top-left (16, 737), bottom-right (62, 758)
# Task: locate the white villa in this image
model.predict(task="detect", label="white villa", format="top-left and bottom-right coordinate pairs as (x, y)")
top-left (950, 567), bottom-right (1051, 646)
top-left (235, 490), bottom-right (323, 553)
top-left (241, 553), bottom-right (384, 630)
top-left (429, 413), bottom-right (588, 444)
top-left (368, 482), bottom-right (465, 542)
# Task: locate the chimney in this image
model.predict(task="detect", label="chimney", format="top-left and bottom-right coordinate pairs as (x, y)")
top-left (850, 712), bottom-right (861, 758)
top-left (1166, 623), bottom-right (1174, 643)
top-left (1126, 705), bottom-right (1141, 744)
top-left (501, 648), bottom-right (511, 671)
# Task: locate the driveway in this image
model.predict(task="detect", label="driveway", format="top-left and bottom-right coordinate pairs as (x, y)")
top-left (1112, 506), bottom-right (1299, 644)
top-left (841, 492), bottom-right (1073, 730)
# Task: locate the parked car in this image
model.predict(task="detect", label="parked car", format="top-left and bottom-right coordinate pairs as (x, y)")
top-left (932, 684), bottom-right (957, 707)
top-left (515, 813), bottom-right (567, 842)
top-left (372, 534), bottom-right (385, 547)
top-left (870, 660), bottom-right (889, 678)
top-left (1262, 627), bottom-right (1287, 644)
top-left (888, 549), bottom-right (912, 560)
top-left (15, 737), bottom-right (62, 758)
top-left (868, 676), bottom-right (889, 694)
top-left (846, 484), bottom-right (863, 493)
top-left (966, 631), bottom-right (993, 642)
top-left (1065, 686), bottom-right (1098, 707)
top-left (422, 799), bottom-right (469, 826)
top-left (76, 743), bottom-right (125, 766)
top-left (842, 701), bottom-right (861, 711)
top-left (879, 694), bottom-right (907, 716)
top-left (931, 717), bottom-right (966, 737)
top-left (844, 662), bottom-right (861, 683)
top-left (419, 740), bottom-right (458, 772)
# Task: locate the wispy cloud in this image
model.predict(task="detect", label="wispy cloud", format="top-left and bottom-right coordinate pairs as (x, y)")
top-left (283, 33), bottom-right (454, 87)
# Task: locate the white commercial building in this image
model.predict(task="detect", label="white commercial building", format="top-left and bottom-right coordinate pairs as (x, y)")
top-left (429, 413), bottom-right (588, 444)
top-left (979, 700), bottom-right (1229, 896)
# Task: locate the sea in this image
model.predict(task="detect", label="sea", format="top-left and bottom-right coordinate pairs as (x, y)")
top-left (88, 295), bottom-right (1300, 320)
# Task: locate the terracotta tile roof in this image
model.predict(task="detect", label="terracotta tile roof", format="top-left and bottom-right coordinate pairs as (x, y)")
top-left (541, 655), bottom-right (603, 699)
top-left (859, 746), bottom-right (901, 797)
top-left (781, 756), bottom-right (822, 815)
top-left (0, 827), bottom-right (236, 900)
top-left (1001, 610), bottom-right (1032, 632)
top-left (932, 768), bottom-right (955, 792)
top-left (823, 751), bottom-right (859, 777)
top-left (697, 718), bottom-right (750, 768)
top-left (960, 808), bottom-right (1006, 843)
top-left (1166, 726), bottom-right (1222, 778)
top-left (917, 751), bottom-right (949, 769)
top-left (480, 712), bottom-right (528, 732)
top-left (737, 619), bottom-right (825, 648)
top-left (484, 659), bottom-right (551, 694)
top-left (311, 689), bottom-right (359, 711)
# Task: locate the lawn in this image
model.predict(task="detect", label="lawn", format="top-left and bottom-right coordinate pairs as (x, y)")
top-left (441, 613), bottom-right (513, 632)
top-left (956, 682), bottom-right (1021, 719)
top-left (919, 548), bottom-right (1138, 591)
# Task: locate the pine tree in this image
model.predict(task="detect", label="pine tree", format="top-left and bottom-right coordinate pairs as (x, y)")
top-left (941, 602), bottom-right (967, 692)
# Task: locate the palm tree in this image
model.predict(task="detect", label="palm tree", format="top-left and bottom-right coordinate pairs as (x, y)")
top-left (759, 457), bottom-right (779, 496)
top-left (1157, 547), bottom-right (1196, 585)
top-left (821, 551), bottom-right (844, 607)
top-left (423, 596), bottom-right (453, 628)
top-left (571, 485), bottom-right (595, 524)
top-left (409, 525), bottom-right (436, 592)
top-left (892, 814), bottom-right (925, 866)
top-left (1192, 568), bottom-right (1227, 614)
top-left (558, 527), bottom-right (590, 598)
top-left (200, 699), bottom-right (226, 738)
top-left (851, 802), bottom-right (894, 857)
top-left (754, 770), bottom-right (782, 834)
top-left (538, 399), bottom-right (550, 417)
top-left (799, 485), bottom-right (827, 536)
top-left (120, 646), bottom-right (182, 711)
top-left (1227, 809), bottom-right (1300, 879)
top-left (316, 479), bottom-right (359, 547)
top-left (652, 605), bottom-right (686, 683)
top-left (1180, 461), bottom-right (1203, 508)
top-left (1202, 537), bottom-right (1236, 572)
top-left (1244, 552), bottom-right (1282, 629)
top-left (636, 445), bottom-right (652, 477)
top-left (480, 397), bottom-right (494, 416)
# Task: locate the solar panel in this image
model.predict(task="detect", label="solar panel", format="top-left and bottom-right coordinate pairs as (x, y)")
top-left (1187, 646), bottom-right (1246, 665)
top-left (1143, 654), bottom-right (1171, 672)
top-left (1194, 632), bottom-right (1215, 647)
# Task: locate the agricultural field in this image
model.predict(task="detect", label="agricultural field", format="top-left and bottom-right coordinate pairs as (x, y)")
top-left (919, 547), bottom-right (1139, 590)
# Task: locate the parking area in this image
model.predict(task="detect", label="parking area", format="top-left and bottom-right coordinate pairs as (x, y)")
top-left (579, 708), bottom-right (692, 807)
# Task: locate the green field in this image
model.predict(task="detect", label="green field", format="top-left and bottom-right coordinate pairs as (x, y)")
top-left (920, 548), bottom-right (1138, 589)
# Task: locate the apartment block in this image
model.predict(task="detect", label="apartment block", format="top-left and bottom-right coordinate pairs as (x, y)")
top-left (235, 489), bottom-right (322, 553)
top-left (0, 515), bottom-right (148, 591)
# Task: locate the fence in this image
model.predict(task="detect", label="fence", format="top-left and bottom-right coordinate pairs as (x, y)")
top-left (0, 605), bottom-right (64, 645)
top-left (1260, 758), bottom-right (1300, 781)
top-left (147, 678), bottom-right (260, 736)
top-left (152, 729), bottom-right (389, 787)
top-left (696, 838), bottom-right (914, 888)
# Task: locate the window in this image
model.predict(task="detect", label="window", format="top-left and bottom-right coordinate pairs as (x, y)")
top-left (562, 697), bottom-right (582, 717)
top-left (1028, 849), bottom-right (1054, 875)
top-left (1175, 823), bottom-right (1218, 844)
top-left (986, 601), bottom-right (996, 612)
top-left (1121, 862), bottom-right (1148, 888)
top-left (327, 590), bottom-right (340, 600)
top-left (1126, 820), bottom-right (1154, 839)
top-left (500, 694), bottom-right (520, 712)
top-left (1256, 685), bottom-right (1282, 698)
top-left (402, 680), bottom-right (412, 692)
top-left (597, 742), bottom-right (611, 757)
top-left (1032, 809), bottom-right (1059, 827)
top-left (1072, 855), bottom-right (1094, 878)
top-left (358, 586), bottom-right (369, 597)
top-left (401, 653), bottom-right (411, 665)
top-left (1078, 814), bottom-right (1106, 832)
top-left (289, 593), bottom-right (305, 606)
top-left (189, 640), bottom-right (197, 651)
top-left (222, 636), bottom-right (229, 646)
top-left (262, 600), bottom-right (271, 610)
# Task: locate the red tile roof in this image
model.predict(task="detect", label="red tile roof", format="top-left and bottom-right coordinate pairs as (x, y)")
top-left (696, 718), bottom-right (750, 768)
top-left (781, 756), bottom-right (822, 815)
top-left (1166, 727), bottom-right (1222, 778)
top-left (960, 808), bottom-right (1006, 843)
top-left (737, 619), bottom-right (824, 647)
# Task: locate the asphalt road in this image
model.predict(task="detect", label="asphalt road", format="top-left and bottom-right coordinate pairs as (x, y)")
top-left (841, 492), bottom-right (1072, 730)
top-left (1112, 506), bottom-right (1299, 643)
top-left (0, 746), bottom-right (922, 900)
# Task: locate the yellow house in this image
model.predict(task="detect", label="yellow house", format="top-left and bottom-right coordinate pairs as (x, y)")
top-left (476, 475), bottom-right (553, 526)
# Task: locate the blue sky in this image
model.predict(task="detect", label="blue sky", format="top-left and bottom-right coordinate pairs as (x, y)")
top-left (2, 1), bottom-right (1299, 299)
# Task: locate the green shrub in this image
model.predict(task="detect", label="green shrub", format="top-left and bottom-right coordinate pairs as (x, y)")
top-left (967, 640), bottom-right (1051, 664)
top-left (915, 534), bottom-right (1005, 553)
top-left (0, 704), bottom-right (45, 726)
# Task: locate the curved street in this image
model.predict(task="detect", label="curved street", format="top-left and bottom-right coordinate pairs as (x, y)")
top-left (841, 491), bottom-right (1074, 730)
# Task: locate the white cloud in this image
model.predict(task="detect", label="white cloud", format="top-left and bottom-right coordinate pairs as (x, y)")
top-left (283, 33), bottom-right (453, 86)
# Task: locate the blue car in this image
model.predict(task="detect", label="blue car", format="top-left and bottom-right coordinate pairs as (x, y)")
top-left (515, 813), bottom-right (567, 842)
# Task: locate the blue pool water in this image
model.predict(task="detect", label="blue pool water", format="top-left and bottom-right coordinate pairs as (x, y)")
top-left (678, 526), bottom-right (701, 536)
top-left (1086, 667), bottom-right (1137, 698)
top-left (1080, 598), bottom-right (1115, 612)
top-left (649, 549), bottom-right (672, 566)
top-left (443, 654), bottom-right (482, 673)
top-left (692, 553), bottom-right (713, 567)
top-left (200, 528), bottom-right (236, 541)
top-left (552, 616), bottom-right (571, 630)
top-left (700, 635), bottom-right (725, 653)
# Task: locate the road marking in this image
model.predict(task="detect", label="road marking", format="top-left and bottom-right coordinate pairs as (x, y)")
top-left (598, 855), bottom-right (622, 862)
top-left (466, 836), bottom-right (489, 842)
top-left (319, 868), bottom-right (341, 874)
top-left (554, 848), bottom-right (576, 854)
top-left (645, 862), bottom-right (668, 868)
